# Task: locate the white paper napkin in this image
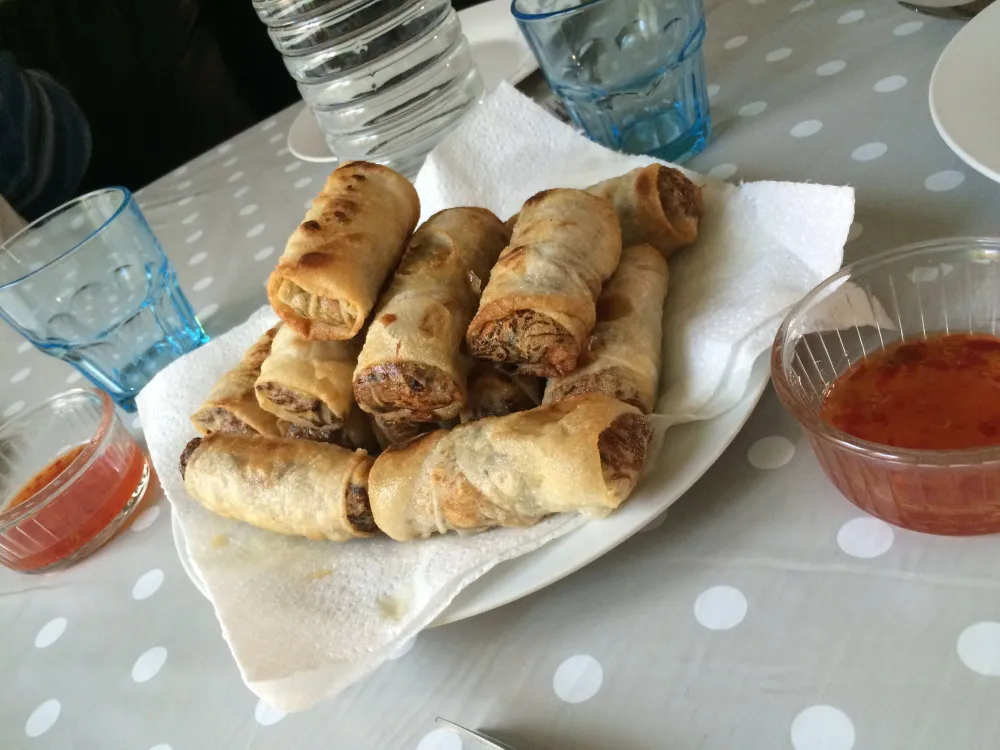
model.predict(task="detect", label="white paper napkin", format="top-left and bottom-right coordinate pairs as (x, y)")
top-left (138, 82), bottom-right (853, 712)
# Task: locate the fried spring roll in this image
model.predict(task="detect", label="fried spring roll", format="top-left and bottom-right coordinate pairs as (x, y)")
top-left (545, 244), bottom-right (668, 413)
top-left (371, 414), bottom-right (449, 450)
top-left (368, 394), bottom-right (651, 541)
top-left (585, 164), bottom-right (702, 258)
top-left (255, 325), bottom-right (359, 430)
top-left (466, 189), bottom-right (621, 377)
top-left (353, 208), bottom-right (509, 421)
top-left (267, 161), bottom-right (420, 340)
top-left (190, 326), bottom-right (282, 437)
top-left (277, 404), bottom-right (380, 454)
top-left (178, 433), bottom-right (376, 541)
top-left (461, 362), bottom-right (543, 422)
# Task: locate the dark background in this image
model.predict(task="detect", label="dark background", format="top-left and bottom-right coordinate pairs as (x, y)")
top-left (0, 0), bottom-right (485, 192)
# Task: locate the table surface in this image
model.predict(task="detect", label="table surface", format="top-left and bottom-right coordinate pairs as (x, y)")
top-left (4, 2), bottom-right (1000, 749)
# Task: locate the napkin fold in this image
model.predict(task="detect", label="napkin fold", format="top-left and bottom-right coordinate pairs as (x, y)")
top-left (138, 82), bottom-right (853, 711)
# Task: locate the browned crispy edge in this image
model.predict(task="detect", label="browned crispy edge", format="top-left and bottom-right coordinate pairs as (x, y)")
top-left (547, 367), bottom-right (648, 413)
top-left (598, 413), bottom-right (652, 495)
top-left (354, 362), bottom-right (461, 421)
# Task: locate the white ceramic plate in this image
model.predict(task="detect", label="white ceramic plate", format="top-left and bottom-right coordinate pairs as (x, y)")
top-left (172, 354), bottom-right (770, 624)
top-left (287, 0), bottom-right (538, 163)
top-left (929, 0), bottom-right (1000, 183)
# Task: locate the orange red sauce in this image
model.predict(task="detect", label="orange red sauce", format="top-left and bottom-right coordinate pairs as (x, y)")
top-left (821, 333), bottom-right (1000, 451)
top-left (3, 440), bottom-right (146, 571)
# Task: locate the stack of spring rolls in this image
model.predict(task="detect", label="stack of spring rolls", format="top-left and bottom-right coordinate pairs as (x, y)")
top-left (182, 160), bottom-right (702, 542)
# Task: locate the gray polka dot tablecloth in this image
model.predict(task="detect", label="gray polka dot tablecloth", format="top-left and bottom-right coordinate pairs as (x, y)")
top-left (3, 1), bottom-right (1000, 748)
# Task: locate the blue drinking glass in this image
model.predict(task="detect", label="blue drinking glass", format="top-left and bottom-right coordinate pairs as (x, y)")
top-left (513, 0), bottom-right (710, 163)
top-left (0, 188), bottom-right (209, 412)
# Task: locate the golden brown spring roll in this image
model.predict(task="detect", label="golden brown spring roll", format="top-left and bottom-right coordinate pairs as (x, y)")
top-left (178, 433), bottom-right (376, 541)
top-left (255, 324), bottom-right (359, 430)
top-left (466, 189), bottom-right (622, 378)
top-left (353, 207), bottom-right (509, 421)
top-left (190, 326), bottom-right (282, 437)
top-left (369, 393), bottom-right (652, 541)
top-left (586, 164), bottom-right (702, 258)
top-left (545, 244), bottom-right (668, 413)
top-left (267, 161), bottom-right (420, 340)
top-left (277, 405), bottom-right (379, 454)
top-left (461, 362), bottom-right (543, 422)
top-left (371, 414), bottom-right (448, 450)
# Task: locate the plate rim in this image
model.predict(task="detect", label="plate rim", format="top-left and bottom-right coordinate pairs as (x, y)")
top-left (928, 0), bottom-right (1000, 184)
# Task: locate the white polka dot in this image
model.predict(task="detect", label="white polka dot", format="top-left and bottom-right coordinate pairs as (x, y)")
top-left (790, 119), bottom-right (823, 138)
top-left (552, 654), bottom-right (603, 704)
top-left (255, 246), bottom-right (275, 262)
top-left (269, 132), bottom-right (285, 144)
top-left (766, 47), bottom-right (792, 62)
top-left (193, 276), bottom-right (213, 292)
top-left (738, 101), bottom-right (767, 117)
top-left (261, 119), bottom-right (278, 131)
top-left (284, 161), bottom-right (303, 172)
top-left (130, 414), bottom-right (142, 430)
top-left (198, 303), bottom-right (219, 321)
top-left (176, 180), bottom-right (192, 192)
top-left (186, 230), bottom-right (204, 244)
top-left (847, 222), bottom-right (863, 242)
top-left (150, 745), bottom-right (172, 750)
top-left (172, 165), bottom-right (188, 178)
top-left (70, 215), bottom-right (85, 230)
top-left (748, 436), bottom-right (795, 469)
top-left (24, 699), bottom-right (60, 738)
top-left (695, 586), bottom-right (747, 630)
top-left (925, 170), bottom-right (965, 192)
top-left (791, 705), bottom-right (855, 750)
top-left (239, 204), bottom-right (259, 217)
top-left (816, 60), bottom-right (846, 76)
top-left (28, 261), bottom-right (44, 271)
top-left (177, 196), bottom-right (194, 208)
top-left (132, 569), bottom-right (164, 600)
top-left (3, 400), bottom-right (25, 418)
top-left (66, 370), bottom-right (82, 384)
top-left (790, 0), bottom-right (813, 11)
top-left (227, 171), bottom-right (245, 183)
top-left (723, 35), bottom-right (748, 50)
top-left (874, 75), bottom-right (907, 93)
top-left (707, 83), bottom-right (720, 99)
top-left (131, 504), bottom-right (161, 532)
top-left (181, 212), bottom-right (200, 225)
top-left (254, 699), bottom-right (286, 726)
top-left (851, 142), bottom-right (887, 162)
top-left (958, 622), bottom-right (1000, 676)
top-left (389, 636), bottom-right (417, 660)
top-left (217, 142), bottom-right (233, 154)
top-left (35, 617), bottom-right (67, 648)
top-left (304, 197), bottom-right (314, 210)
top-left (837, 517), bottom-right (895, 558)
top-left (838, 9), bottom-right (865, 23)
top-left (416, 728), bottom-right (462, 750)
top-left (894, 20), bottom-right (924, 36)
top-left (708, 163), bottom-right (738, 180)
top-left (17, 340), bottom-right (32, 354)
top-left (222, 156), bottom-right (238, 168)
top-left (27, 235), bottom-right (41, 247)
top-left (278, 146), bottom-right (291, 157)
top-left (189, 252), bottom-right (207, 266)
top-left (748, 0), bottom-right (766, 5)
top-left (247, 223), bottom-right (266, 238)
top-left (641, 511), bottom-right (668, 532)
top-left (234, 186), bottom-right (250, 199)
top-left (132, 646), bottom-right (168, 683)
top-left (294, 177), bottom-right (314, 189)
top-left (10, 367), bottom-right (30, 383)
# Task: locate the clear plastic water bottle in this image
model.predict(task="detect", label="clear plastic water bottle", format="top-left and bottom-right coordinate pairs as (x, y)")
top-left (254, 0), bottom-right (484, 176)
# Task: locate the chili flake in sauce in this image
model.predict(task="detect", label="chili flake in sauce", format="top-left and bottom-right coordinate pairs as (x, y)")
top-left (820, 333), bottom-right (1000, 451)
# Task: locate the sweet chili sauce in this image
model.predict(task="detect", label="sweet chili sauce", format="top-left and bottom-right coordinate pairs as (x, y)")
top-left (820, 333), bottom-right (1000, 450)
top-left (2, 440), bottom-right (147, 571)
